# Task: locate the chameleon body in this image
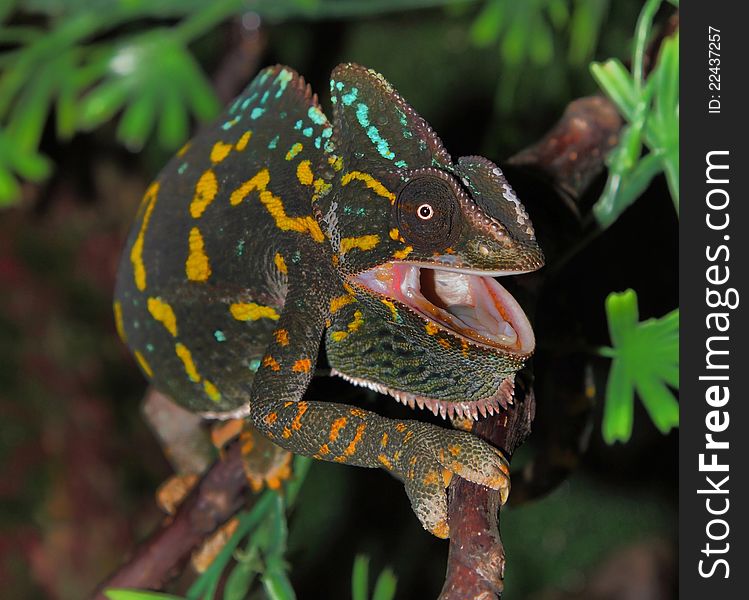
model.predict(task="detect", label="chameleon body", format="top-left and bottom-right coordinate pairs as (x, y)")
top-left (114, 64), bottom-right (543, 538)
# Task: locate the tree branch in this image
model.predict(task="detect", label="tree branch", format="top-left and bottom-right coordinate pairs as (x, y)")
top-left (89, 441), bottom-right (250, 599)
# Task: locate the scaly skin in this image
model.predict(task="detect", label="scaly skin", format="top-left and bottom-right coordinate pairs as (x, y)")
top-left (114, 64), bottom-right (542, 537)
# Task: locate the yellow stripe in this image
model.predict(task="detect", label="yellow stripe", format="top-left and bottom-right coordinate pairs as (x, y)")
top-left (234, 130), bottom-right (252, 151)
top-left (341, 171), bottom-right (395, 203)
top-left (230, 169), bottom-right (325, 242)
top-left (175, 342), bottom-right (200, 382)
top-left (113, 301), bottom-right (126, 343)
top-left (203, 379), bottom-right (221, 403)
top-left (210, 141), bottom-right (233, 163)
top-left (274, 252), bottom-right (288, 275)
top-left (147, 297), bottom-right (178, 337)
top-left (186, 227), bottom-right (211, 281)
top-left (190, 169), bottom-right (218, 218)
top-left (230, 302), bottom-right (280, 321)
top-left (285, 142), bottom-right (303, 161)
top-left (296, 160), bottom-right (314, 186)
top-left (130, 182), bottom-right (160, 291)
top-left (134, 350), bottom-right (153, 378)
top-left (329, 294), bottom-right (355, 314)
top-left (340, 234), bottom-right (380, 254)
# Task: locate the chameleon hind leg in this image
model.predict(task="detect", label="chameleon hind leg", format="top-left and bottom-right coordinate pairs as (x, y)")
top-left (246, 269), bottom-right (510, 537)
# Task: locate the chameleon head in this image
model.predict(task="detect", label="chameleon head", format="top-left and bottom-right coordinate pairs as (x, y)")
top-left (322, 63), bottom-right (544, 419)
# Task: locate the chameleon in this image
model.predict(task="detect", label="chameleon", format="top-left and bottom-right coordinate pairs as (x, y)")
top-left (114, 63), bottom-right (544, 538)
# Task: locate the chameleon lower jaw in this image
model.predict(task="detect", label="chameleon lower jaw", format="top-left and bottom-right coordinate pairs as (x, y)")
top-left (351, 261), bottom-right (535, 356)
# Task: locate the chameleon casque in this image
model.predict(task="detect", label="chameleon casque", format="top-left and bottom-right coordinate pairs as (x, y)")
top-left (114, 63), bottom-right (544, 538)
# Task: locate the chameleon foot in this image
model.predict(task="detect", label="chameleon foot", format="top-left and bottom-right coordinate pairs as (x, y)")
top-left (240, 424), bottom-right (293, 492)
top-left (403, 426), bottom-right (511, 537)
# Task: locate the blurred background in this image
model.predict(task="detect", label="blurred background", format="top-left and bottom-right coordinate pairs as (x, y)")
top-left (0, 1), bottom-right (678, 598)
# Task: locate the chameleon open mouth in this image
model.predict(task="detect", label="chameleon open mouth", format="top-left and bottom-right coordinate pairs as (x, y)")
top-left (351, 262), bottom-right (535, 355)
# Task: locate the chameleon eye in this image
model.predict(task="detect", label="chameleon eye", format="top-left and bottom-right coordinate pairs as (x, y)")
top-left (417, 203), bottom-right (434, 220)
top-left (394, 172), bottom-right (462, 251)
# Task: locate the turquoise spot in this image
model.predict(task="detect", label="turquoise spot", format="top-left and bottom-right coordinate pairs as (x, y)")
top-left (275, 69), bottom-right (293, 98)
top-left (355, 103), bottom-right (394, 160)
top-left (322, 127), bottom-right (333, 138)
top-left (335, 81), bottom-right (344, 91)
top-left (292, 250), bottom-right (301, 264)
top-left (324, 140), bottom-right (335, 152)
top-left (268, 135), bottom-right (279, 150)
top-left (229, 97), bottom-right (242, 114)
top-left (260, 90), bottom-right (270, 104)
top-left (395, 160), bottom-right (408, 168)
top-left (308, 106), bottom-right (327, 125)
top-left (356, 207), bottom-right (366, 216)
top-left (341, 87), bottom-right (358, 106)
top-left (331, 96), bottom-right (337, 105)
top-left (294, 119), bottom-right (303, 130)
top-left (241, 92), bottom-right (258, 111)
top-left (279, 111), bottom-right (287, 119)
top-left (236, 239), bottom-right (246, 256)
top-left (258, 71), bottom-right (271, 85)
top-left (403, 130), bottom-right (413, 139)
top-left (248, 358), bottom-right (261, 373)
top-left (146, 343), bottom-right (155, 352)
top-left (314, 137), bottom-right (322, 149)
top-left (250, 107), bottom-right (265, 120)
top-left (178, 162), bottom-right (188, 175)
top-left (214, 330), bottom-right (226, 343)
top-left (343, 205), bottom-right (353, 215)
top-left (222, 116), bottom-right (241, 130)
top-left (302, 127), bottom-right (314, 137)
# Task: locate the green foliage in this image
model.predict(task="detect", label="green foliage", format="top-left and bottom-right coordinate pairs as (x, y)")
top-left (105, 592), bottom-right (184, 600)
top-left (0, 0), bottom-right (470, 207)
top-left (590, 0), bottom-right (679, 228)
top-left (599, 290), bottom-right (679, 444)
top-left (352, 555), bottom-right (398, 600)
top-left (105, 456), bottom-right (312, 600)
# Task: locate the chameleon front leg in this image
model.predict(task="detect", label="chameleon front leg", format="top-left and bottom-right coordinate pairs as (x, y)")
top-left (247, 267), bottom-right (510, 537)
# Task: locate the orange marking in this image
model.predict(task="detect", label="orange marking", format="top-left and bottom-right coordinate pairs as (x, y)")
top-left (262, 355), bottom-right (281, 371)
top-left (274, 329), bottom-right (289, 346)
top-left (443, 469), bottom-right (454, 487)
top-left (337, 422), bottom-right (366, 460)
top-left (284, 401), bottom-right (294, 408)
top-left (282, 427), bottom-right (292, 439)
top-left (329, 417), bottom-right (348, 443)
top-left (264, 412), bottom-right (278, 426)
top-left (380, 432), bottom-right (389, 447)
top-left (389, 228), bottom-right (400, 241)
top-left (134, 350), bottom-right (153, 378)
top-left (461, 339), bottom-right (470, 358)
top-left (350, 408), bottom-right (367, 418)
top-left (395, 423), bottom-right (407, 433)
top-left (291, 401), bottom-right (309, 431)
top-left (447, 444), bottom-right (462, 457)
top-left (130, 182), bottom-right (159, 291)
top-left (378, 454), bottom-right (394, 470)
top-left (292, 358), bottom-right (312, 373)
top-left (190, 169), bottom-right (218, 218)
top-left (437, 338), bottom-right (451, 350)
top-left (318, 443), bottom-right (331, 455)
top-left (186, 227), bottom-right (211, 281)
top-left (403, 430), bottom-right (414, 444)
top-left (423, 469), bottom-right (440, 486)
top-left (433, 521), bottom-right (449, 539)
top-left (425, 322), bottom-right (439, 336)
top-left (274, 252), bottom-right (288, 274)
top-left (177, 141), bottom-right (191, 157)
